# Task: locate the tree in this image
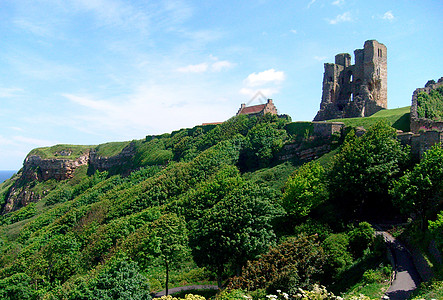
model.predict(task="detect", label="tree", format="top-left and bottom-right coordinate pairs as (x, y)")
top-left (228, 234), bottom-right (326, 294)
top-left (0, 273), bottom-right (35, 300)
top-left (328, 122), bottom-right (409, 218)
top-left (392, 144), bottom-right (443, 230)
top-left (282, 162), bottom-right (327, 218)
top-left (149, 213), bottom-right (189, 296)
top-left (347, 222), bottom-right (375, 258)
top-left (429, 211), bottom-right (443, 251)
top-left (322, 233), bottom-right (353, 276)
top-left (77, 258), bottom-right (151, 300)
top-left (189, 182), bottom-right (283, 287)
top-left (241, 122), bottom-right (288, 169)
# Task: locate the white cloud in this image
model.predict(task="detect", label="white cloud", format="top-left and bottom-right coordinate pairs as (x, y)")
top-left (239, 87), bottom-right (279, 98)
top-left (177, 60), bottom-right (235, 73)
top-left (177, 63), bottom-right (209, 73)
top-left (211, 60), bottom-right (235, 72)
top-left (290, 29), bottom-right (297, 34)
top-left (314, 56), bottom-right (328, 61)
top-left (328, 11), bottom-right (352, 24)
top-left (71, 0), bottom-right (149, 31)
top-left (0, 87), bottom-right (23, 98)
top-left (240, 69), bottom-right (285, 100)
top-left (332, 0), bottom-right (345, 6)
top-left (62, 82), bottom-right (235, 137)
top-left (307, 0), bottom-right (316, 9)
top-left (13, 136), bottom-right (54, 146)
top-left (244, 69), bottom-right (285, 87)
top-left (14, 19), bottom-right (54, 37)
top-left (382, 11), bottom-right (395, 21)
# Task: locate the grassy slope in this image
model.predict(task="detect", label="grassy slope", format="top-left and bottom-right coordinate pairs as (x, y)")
top-left (28, 144), bottom-right (94, 159)
top-left (328, 106), bottom-right (411, 132)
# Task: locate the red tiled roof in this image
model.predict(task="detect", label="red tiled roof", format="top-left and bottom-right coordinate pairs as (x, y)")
top-left (202, 122), bottom-right (224, 126)
top-left (238, 104), bottom-right (266, 115)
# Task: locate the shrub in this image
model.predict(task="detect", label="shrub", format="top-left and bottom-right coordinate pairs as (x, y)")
top-left (322, 233), bottom-right (353, 274)
top-left (347, 222), bottom-right (375, 258)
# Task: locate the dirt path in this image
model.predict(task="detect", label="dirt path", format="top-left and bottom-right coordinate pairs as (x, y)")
top-left (153, 285), bottom-right (219, 298)
top-left (378, 230), bottom-right (422, 300)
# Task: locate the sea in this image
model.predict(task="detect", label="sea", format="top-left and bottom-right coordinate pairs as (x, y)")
top-left (0, 170), bottom-right (17, 183)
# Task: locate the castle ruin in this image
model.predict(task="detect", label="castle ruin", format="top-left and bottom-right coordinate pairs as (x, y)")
top-left (314, 40), bottom-right (387, 121)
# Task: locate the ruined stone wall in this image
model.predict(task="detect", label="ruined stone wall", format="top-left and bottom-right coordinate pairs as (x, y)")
top-left (410, 77), bottom-right (443, 133)
top-left (314, 40), bottom-right (387, 121)
top-left (312, 122), bottom-right (344, 137)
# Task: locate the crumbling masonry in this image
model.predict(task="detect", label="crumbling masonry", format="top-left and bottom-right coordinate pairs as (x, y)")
top-left (314, 40), bottom-right (387, 121)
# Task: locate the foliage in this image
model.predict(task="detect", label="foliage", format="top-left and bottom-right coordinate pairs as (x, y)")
top-left (328, 121), bottom-right (409, 218)
top-left (158, 295), bottom-right (206, 300)
top-left (429, 210), bottom-right (443, 251)
top-left (410, 280), bottom-right (443, 300)
top-left (240, 122), bottom-right (288, 169)
top-left (282, 162), bottom-right (327, 218)
top-left (293, 219), bottom-right (332, 241)
top-left (284, 122), bottom-right (314, 139)
top-left (228, 234), bottom-right (326, 294)
top-left (416, 86), bottom-right (443, 121)
top-left (189, 181), bottom-right (283, 286)
top-left (78, 258), bottom-right (151, 300)
top-left (216, 289), bottom-right (248, 300)
top-left (0, 203), bottom-right (37, 225)
top-left (322, 233), bottom-right (353, 275)
top-left (242, 161), bottom-right (297, 194)
top-left (95, 141), bottom-right (130, 157)
top-left (147, 213), bottom-right (189, 294)
top-left (347, 222), bottom-right (375, 258)
top-left (391, 144), bottom-right (443, 229)
top-left (0, 111), bottom-right (431, 298)
top-left (0, 273), bottom-right (35, 300)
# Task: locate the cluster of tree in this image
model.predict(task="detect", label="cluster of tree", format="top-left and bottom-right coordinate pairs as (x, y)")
top-left (0, 114), bottom-right (442, 298)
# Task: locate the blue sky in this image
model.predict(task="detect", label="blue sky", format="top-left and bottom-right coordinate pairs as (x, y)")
top-left (0, 0), bottom-right (442, 170)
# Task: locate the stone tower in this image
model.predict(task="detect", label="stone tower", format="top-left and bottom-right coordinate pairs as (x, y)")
top-left (314, 40), bottom-right (387, 121)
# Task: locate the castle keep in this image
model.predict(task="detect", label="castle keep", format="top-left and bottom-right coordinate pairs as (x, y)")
top-left (314, 40), bottom-right (387, 121)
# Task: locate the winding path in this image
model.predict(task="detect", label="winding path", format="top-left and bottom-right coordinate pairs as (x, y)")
top-left (154, 230), bottom-right (422, 300)
top-left (377, 230), bottom-right (422, 300)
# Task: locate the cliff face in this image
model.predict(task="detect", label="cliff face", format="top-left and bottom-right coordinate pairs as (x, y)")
top-left (1, 143), bottom-right (137, 214)
top-left (23, 152), bottom-right (90, 181)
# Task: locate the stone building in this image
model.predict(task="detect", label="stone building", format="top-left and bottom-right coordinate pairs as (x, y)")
top-left (236, 99), bottom-right (278, 117)
top-left (410, 77), bottom-right (443, 133)
top-left (314, 40), bottom-right (387, 121)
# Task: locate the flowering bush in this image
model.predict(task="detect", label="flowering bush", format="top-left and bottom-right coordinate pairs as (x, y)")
top-left (157, 285), bottom-right (377, 300)
top-left (159, 294), bottom-right (206, 300)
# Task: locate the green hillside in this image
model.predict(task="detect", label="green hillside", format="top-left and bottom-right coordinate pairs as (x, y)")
top-left (0, 112), bottom-right (442, 299)
top-left (328, 106), bottom-right (411, 132)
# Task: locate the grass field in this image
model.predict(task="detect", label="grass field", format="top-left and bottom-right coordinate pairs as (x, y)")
top-left (328, 106), bottom-right (411, 132)
top-left (28, 144), bottom-right (94, 159)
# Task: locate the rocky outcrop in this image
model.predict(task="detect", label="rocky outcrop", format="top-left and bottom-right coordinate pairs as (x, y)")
top-left (88, 142), bottom-right (136, 174)
top-left (2, 184), bottom-right (41, 214)
top-left (23, 152), bottom-right (90, 181)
